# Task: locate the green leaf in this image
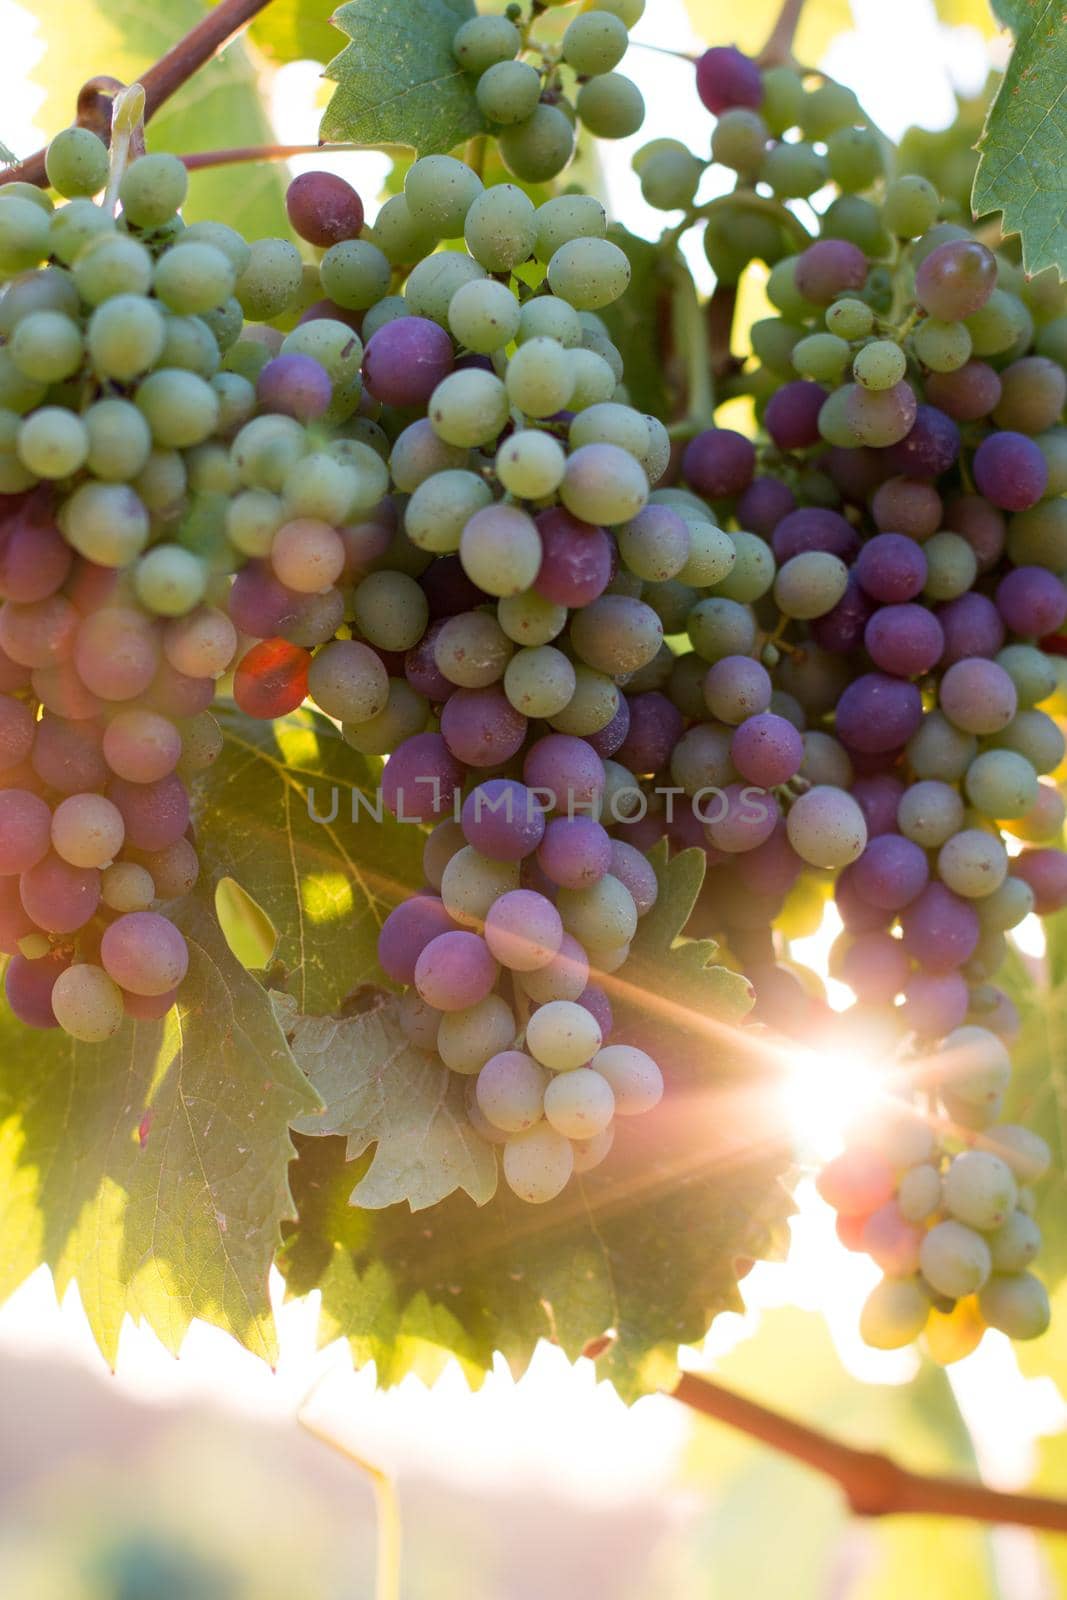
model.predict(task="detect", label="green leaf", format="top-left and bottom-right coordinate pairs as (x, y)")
top-left (250, 0), bottom-right (346, 67)
top-left (194, 707), bottom-right (425, 1014)
top-left (0, 893), bottom-right (318, 1363)
top-left (1000, 916), bottom-right (1067, 1288)
top-left (277, 991), bottom-right (498, 1209)
top-left (600, 226), bottom-right (675, 422)
top-left (23, 0), bottom-right (287, 239)
top-left (280, 847), bottom-right (791, 1399)
top-left (972, 3), bottom-right (1067, 277)
top-left (0, 138), bottom-right (17, 167)
top-left (321, 0), bottom-right (487, 156)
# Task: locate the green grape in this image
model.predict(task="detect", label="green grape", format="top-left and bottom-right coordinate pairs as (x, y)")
top-left (589, 0), bottom-right (644, 23)
top-left (351, 569), bottom-right (429, 652)
top-left (50, 963), bottom-right (124, 1043)
top-left (534, 194), bottom-right (607, 262)
top-left (280, 453), bottom-right (359, 523)
top-left (496, 428), bottom-right (566, 498)
top-left (801, 80), bottom-right (861, 138)
top-left (9, 308), bottom-right (82, 382)
top-left (580, 314), bottom-right (624, 377)
top-left (569, 400), bottom-right (646, 458)
top-left (766, 256), bottom-right (815, 319)
top-left (897, 780), bottom-right (964, 847)
top-left (853, 338), bottom-right (906, 390)
top-left (519, 294), bottom-right (583, 347)
top-left (704, 210), bottom-right (787, 284)
top-left (576, 72), bottom-right (644, 138)
top-left (1035, 427), bottom-right (1067, 497)
top-left (136, 368), bottom-right (219, 449)
top-left (390, 421), bottom-right (469, 493)
top-left (404, 250), bottom-right (487, 325)
top-left (498, 104), bottom-right (576, 183)
top-left (445, 279), bottom-right (517, 353)
top-left (235, 237), bottom-right (304, 320)
top-left (714, 531), bottom-right (776, 602)
top-left (979, 1273), bottom-right (1051, 1339)
top-left (225, 488), bottom-right (283, 557)
top-left (16, 406), bottom-right (87, 478)
top-left (318, 238), bottom-right (391, 311)
top-left (61, 479), bottom-right (149, 565)
top-left (502, 1123), bottom-right (574, 1202)
top-left (964, 749), bottom-right (1039, 819)
top-left (0, 266), bottom-right (78, 336)
top-left (633, 138), bottom-right (703, 210)
top-left (181, 220), bottom-right (250, 275)
top-left (325, 438), bottom-right (388, 517)
top-left (498, 590), bottom-right (567, 646)
top-left (858, 1277), bottom-right (930, 1350)
top-left (882, 174), bottom-right (939, 237)
top-left (677, 518), bottom-right (735, 586)
top-left (750, 316), bottom-right (805, 374)
top-left (566, 347), bottom-right (617, 409)
top-left (563, 10), bottom-right (628, 74)
top-left (406, 467), bottom-right (495, 553)
top-left (49, 197), bottom-right (114, 265)
top-left (897, 1164), bottom-right (942, 1223)
top-left (232, 414), bottom-right (308, 492)
top-left (134, 544), bottom-right (207, 616)
top-left (774, 551), bottom-right (849, 619)
top-left (405, 154), bottom-right (483, 238)
top-left (342, 679), bottom-right (429, 755)
top-left (989, 1211), bottom-right (1042, 1273)
top-left (913, 316), bottom-right (971, 372)
top-left (560, 440), bottom-right (647, 525)
top-left (452, 12), bottom-right (520, 73)
top-left (72, 233), bottom-right (153, 304)
top-left (996, 644), bottom-right (1058, 710)
top-left (907, 709), bottom-right (976, 782)
top-left (792, 331), bottom-right (850, 382)
top-left (0, 181), bottom-right (53, 214)
top-left (944, 1149), bottom-right (1018, 1231)
top-left (826, 125), bottom-right (883, 191)
top-left (185, 441), bottom-right (238, 495)
top-left (688, 596), bottom-right (757, 662)
top-left (761, 140), bottom-right (828, 199)
top-left (476, 1050), bottom-right (547, 1134)
top-left (990, 709), bottom-right (1065, 774)
top-left (45, 126), bottom-right (110, 197)
top-left (361, 294), bottom-right (409, 339)
top-left (503, 645), bottom-right (576, 718)
top-left (1007, 499), bottom-right (1067, 569)
top-left (153, 241), bottom-right (235, 315)
top-left (506, 336), bottom-right (574, 417)
top-left (548, 664), bottom-right (619, 734)
top-left (711, 109), bottom-right (769, 177)
top-left (992, 1126), bottom-right (1052, 1184)
top-left (760, 65), bottom-right (806, 135)
top-left (919, 1219), bottom-right (992, 1298)
top-left (281, 318), bottom-right (363, 383)
top-left (814, 385), bottom-right (857, 447)
top-left (570, 596), bottom-right (661, 675)
top-left (441, 845), bottom-right (520, 927)
top-left (86, 294), bottom-right (165, 381)
top-left (131, 447), bottom-right (185, 514)
top-left (369, 194), bottom-right (436, 266)
top-left (558, 874), bottom-right (638, 955)
top-left (0, 194), bottom-right (52, 272)
top-left (460, 503), bottom-right (542, 595)
top-left (160, 314), bottom-right (221, 377)
top-left (922, 531), bottom-right (977, 601)
top-left (977, 874), bottom-right (1034, 932)
top-left (544, 1066), bottom-right (614, 1139)
top-left (825, 297), bottom-right (873, 339)
top-left (526, 999), bottom-right (603, 1071)
top-left (209, 370), bottom-right (255, 432)
top-left (965, 289), bottom-right (1033, 356)
top-left (546, 236), bottom-right (630, 310)
top-left (0, 409), bottom-right (35, 492)
top-left (1036, 315), bottom-right (1067, 365)
top-left (463, 183), bottom-right (537, 271)
top-left (938, 828), bottom-right (1008, 899)
top-left (438, 994), bottom-right (517, 1074)
top-left (821, 195), bottom-right (891, 257)
top-left (119, 152), bottom-right (189, 228)
top-left (476, 59), bottom-right (543, 125)
top-left (222, 338), bottom-right (270, 383)
top-left (434, 611), bottom-right (512, 689)
top-left (429, 368), bottom-right (510, 448)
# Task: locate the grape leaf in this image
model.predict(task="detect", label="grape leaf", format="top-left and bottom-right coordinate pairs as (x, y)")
top-left (320, 0), bottom-right (487, 156)
top-left (22, 0), bottom-right (287, 238)
top-left (0, 893), bottom-right (318, 1364)
top-left (600, 226), bottom-right (675, 423)
top-left (193, 707), bottom-right (425, 1015)
top-left (280, 846), bottom-right (793, 1400)
top-left (1000, 917), bottom-right (1067, 1288)
top-left (276, 990), bottom-right (498, 1209)
top-left (972, 2), bottom-right (1067, 277)
top-left (251, 0), bottom-right (345, 67)
top-left (0, 138), bottom-right (16, 167)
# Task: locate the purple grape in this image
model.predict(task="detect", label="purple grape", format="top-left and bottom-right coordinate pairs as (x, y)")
top-left (914, 238), bottom-right (996, 321)
top-left (899, 882), bottom-right (980, 972)
top-left (996, 566), bottom-right (1067, 637)
top-left (682, 428), bottom-right (756, 498)
top-left (148, 662), bottom-right (215, 720)
top-left (523, 733), bottom-right (606, 810)
top-left (973, 431), bottom-right (1049, 512)
top-left (840, 930), bottom-right (910, 1006)
top-left (413, 929), bottom-right (498, 1012)
top-left (578, 983), bottom-right (614, 1039)
top-left (461, 778), bottom-right (546, 861)
top-left (484, 889), bottom-right (563, 971)
top-left (537, 814), bottom-right (612, 889)
top-left (772, 507), bottom-right (858, 562)
top-left (0, 693), bottom-right (35, 771)
top-left (256, 353), bottom-right (332, 421)
top-left (704, 655), bottom-right (772, 722)
top-left (736, 475), bottom-right (795, 536)
top-left (885, 404), bottom-right (960, 478)
top-left (980, 987), bottom-right (1021, 1042)
top-left (850, 773), bottom-right (905, 837)
top-left (286, 171), bottom-right (365, 247)
top-left (229, 561), bottom-right (301, 638)
top-left (382, 731), bottom-right (465, 821)
top-left (608, 837), bottom-right (658, 914)
top-left (362, 316), bottom-right (454, 408)
top-left (0, 642), bottom-right (30, 692)
top-left (704, 783), bottom-right (779, 853)
top-left (733, 819), bottom-right (803, 897)
top-left (793, 240), bottom-right (867, 305)
top-left (855, 534), bottom-right (927, 603)
top-left (924, 360), bottom-right (1002, 422)
top-left (809, 576), bottom-right (875, 654)
top-left (616, 691), bottom-right (684, 775)
top-left (586, 693), bottom-right (630, 758)
top-left (0, 490), bottom-right (72, 603)
top-left (943, 493), bottom-right (1005, 572)
top-left (901, 972), bottom-right (969, 1036)
top-left (825, 445), bottom-right (888, 505)
top-left (419, 553), bottom-right (487, 620)
top-left (1012, 849), bottom-right (1067, 915)
top-left (764, 381), bottom-right (827, 451)
top-left (31, 715), bottom-right (107, 794)
top-left (835, 863), bottom-right (893, 933)
top-left (4, 948), bottom-right (69, 1027)
top-left (20, 852), bottom-right (100, 934)
top-left (851, 834), bottom-right (929, 910)
top-left (937, 592), bottom-right (1005, 665)
top-left (0, 787), bottom-right (52, 874)
top-left (107, 773), bottom-right (190, 851)
top-left (940, 656), bottom-right (1017, 732)
top-left (404, 620), bottom-right (453, 703)
top-left (534, 508), bottom-right (612, 607)
top-left (844, 381), bottom-right (918, 448)
top-left (870, 477), bottom-right (942, 539)
top-left (730, 712), bottom-right (803, 786)
top-left (378, 893), bottom-right (458, 984)
top-left (440, 686), bottom-right (527, 768)
top-left (695, 46), bottom-right (762, 113)
top-left (864, 603), bottom-right (944, 677)
top-left (835, 673), bottom-right (923, 753)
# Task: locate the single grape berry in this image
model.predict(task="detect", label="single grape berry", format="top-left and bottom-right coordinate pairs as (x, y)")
top-left (232, 639), bottom-right (311, 718)
top-left (286, 171), bottom-right (365, 247)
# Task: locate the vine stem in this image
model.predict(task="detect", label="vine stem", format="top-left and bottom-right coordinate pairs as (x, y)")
top-left (670, 1373), bottom-right (1067, 1532)
top-left (299, 1404), bottom-right (402, 1600)
top-left (180, 141), bottom-right (389, 171)
top-left (0, 0), bottom-right (276, 188)
top-left (758, 0), bottom-right (809, 67)
top-left (668, 260), bottom-right (714, 436)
